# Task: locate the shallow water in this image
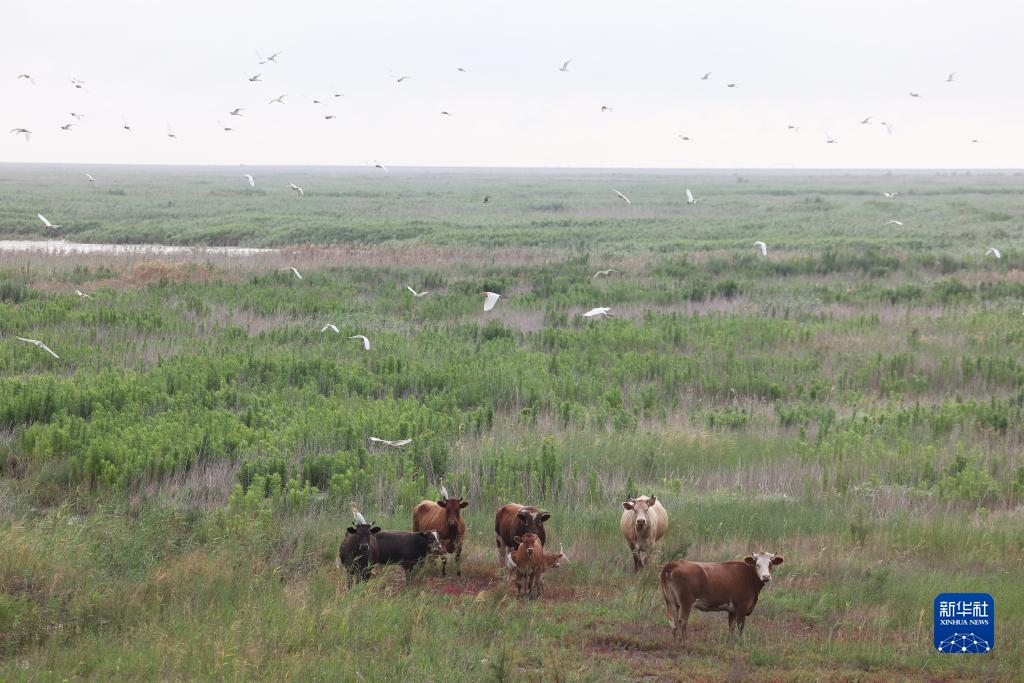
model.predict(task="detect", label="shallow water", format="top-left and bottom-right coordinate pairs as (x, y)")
top-left (0, 240), bottom-right (276, 256)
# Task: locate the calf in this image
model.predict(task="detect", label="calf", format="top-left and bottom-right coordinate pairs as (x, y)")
top-left (412, 497), bottom-right (468, 575)
top-left (336, 522), bottom-right (381, 586)
top-left (535, 543), bottom-right (566, 597)
top-left (494, 503), bottom-right (550, 573)
top-left (506, 532), bottom-right (545, 599)
top-left (620, 495), bottom-right (668, 571)
top-left (374, 530), bottom-right (445, 583)
top-left (660, 552), bottom-right (784, 645)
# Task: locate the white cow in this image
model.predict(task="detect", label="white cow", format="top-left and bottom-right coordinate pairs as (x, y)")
top-left (620, 495), bottom-right (668, 570)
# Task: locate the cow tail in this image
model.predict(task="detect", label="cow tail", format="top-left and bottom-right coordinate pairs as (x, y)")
top-left (660, 564), bottom-right (679, 628)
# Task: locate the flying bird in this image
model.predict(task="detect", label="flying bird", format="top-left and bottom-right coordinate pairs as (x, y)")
top-left (15, 337), bottom-right (60, 359)
top-left (700, 72), bottom-right (711, 80)
top-left (754, 241), bottom-right (768, 256)
top-left (349, 335), bottom-right (370, 351)
top-left (909, 92), bottom-right (922, 98)
top-left (269, 94), bottom-right (286, 104)
top-left (970, 138), bottom-right (980, 143)
top-left (880, 121), bottom-right (894, 135)
top-left (10, 128), bottom-right (31, 141)
top-left (243, 174), bottom-right (255, 188)
top-left (406, 286), bottom-right (430, 298)
top-left (726, 83), bottom-right (738, 88)
top-left (323, 114), bottom-right (336, 120)
top-left (38, 213), bottom-right (61, 229)
top-left (16, 74), bottom-right (35, 84)
top-left (229, 108), bottom-right (245, 116)
top-left (248, 73), bottom-right (262, 82)
top-left (288, 267), bottom-right (303, 279)
top-left (787, 125), bottom-right (800, 132)
top-left (886, 219), bottom-right (904, 226)
top-left (825, 132), bottom-right (838, 144)
top-left (592, 268), bottom-right (618, 278)
top-left (600, 106), bottom-right (613, 113)
top-left (686, 188), bottom-right (699, 205)
top-left (860, 116), bottom-right (872, 124)
top-left (84, 173), bottom-right (95, 184)
top-left (368, 437), bottom-right (411, 448)
top-left (583, 307), bottom-right (612, 319)
top-left (70, 77), bottom-right (86, 89)
top-left (374, 162), bottom-right (389, 173)
top-left (287, 183), bottom-right (304, 196)
top-left (395, 76), bottom-right (411, 83)
top-left (350, 503), bottom-right (367, 525)
top-left (483, 291), bottom-right (501, 312)
top-left (457, 67), bottom-right (467, 73)
top-left (217, 121), bottom-right (234, 132)
top-left (986, 247), bottom-right (1002, 259)
top-left (75, 290), bottom-right (94, 300)
top-left (321, 323), bottom-right (340, 333)
top-left (121, 118), bottom-right (132, 132)
top-left (559, 60), bottom-right (572, 72)
top-left (677, 135), bottom-right (692, 141)
top-left (440, 111), bottom-right (452, 116)
top-left (882, 192), bottom-right (900, 198)
top-left (60, 123), bottom-right (75, 131)
top-left (259, 51), bottom-right (283, 64)
top-left (613, 190), bottom-right (631, 204)
top-left (166, 125), bottom-right (177, 139)
top-left (70, 112), bottom-right (85, 121)
top-left (946, 72), bottom-right (956, 83)
top-left (439, 479), bottom-right (449, 500)
top-left (482, 195), bottom-right (491, 203)
top-left (332, 88), bottom-right (343, 98)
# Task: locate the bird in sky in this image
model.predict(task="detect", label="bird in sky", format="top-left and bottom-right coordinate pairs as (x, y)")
top-left (882, 192), bottom-right (900, 198)
top-left (686, 188), bottom-right (699, 205)
top-left (287, 183), bottom-right (304, 196)
top-left (946, 72), bottom-right (956, 83)
top-left (60, 123), bottom-right (75, 131)
top-left (243, 174), bottom-right (255, 188)
top-left (614, 190), bottom-right (631, 204)
top-left (886, 219), bottom-right (904, 226)
top-left (592, 268), bottom-right (618, 278)
top-left (825, 132), bottom-right (838, 144)
top-left (395, 76), bottom-right (411, 83)
top-left (406, 286), bottom-right (430, 298)
top-left (324, 114), bottom-right (336, 120)
top-left (321, 323), bottom-right (340, 333)
top-left (332, 87), bottom-right (343, 98)
top-left (259, 51), bottom-right (283, 65)
top-left (75, 290), bottom-right (94, 299)
top-left (860, 116), bottom-right (872, 124)
top-left (71, 77), bottom-right (86, 89)
top-left (482, 195), bottom-right (490, 203)
top-left (787, 124), bottom-right (800, 132)
top-left (350, 503), bottom-right (367, 525)
top-left (349, 335), bottom-right (371, 351)
top-left (121, 117), bottom-right (132, 132)
top-left (217, 121), bottom-right (234, 132)
top-left (16, 337), bottom-right (60, 359)
top-left (369, 437), bottom-right (412, 448)
top-left (880, 121), bottom-right (894, 135)
top-left (583, 307), bottom-right (613, 319)
top-left (970, 138), bottom-right (980, 143)
top-left (288, 267), bottom-right (303, 279)
top-left (600, 105), bottom-right (613, 112)
top-left (441, 111), bottom-right (452, 116)
top-left (166, 125), bottom-right (177, 139)
top-left (754, 241), bottom-right (768, 256)
top-left (909, 91), bottom-right (922, 98)
top-left (559, 59), bottom-right (572, 72)
top-left (726, 83), bottom-right (738, 88)
top-left (16, 73), bottom-right (35, 84)
top-left (439, 479), bottom-right (449, 500)
top-left (677, 134), bottom-right (692, 141)
top-left (986, 247), bottom-right (1002, 259)
top-left (69, 112), bottom-right (85, 121)
top-left (10, 128), bottom-right (31, 141)
top-left (85, 173), bottom-right (95, 184)
top-left (229, 108), bottom-right (245, 116)
top-left (269, 94), bottom-right (286, 104)
top-left (457, 67), bottom-right (467, 73)
top-left (38, 213), bottom-right (61, 229)
top-left (248, 74), bottom-right (262, 82)
top-left (374, 162), bottom-right (389, 173)
top-left (312, 98), bottom-right (326, 105)
top-left (483, 291), bottom-right (501, 312)
top-left (700, 72), bottom-right (711, 80)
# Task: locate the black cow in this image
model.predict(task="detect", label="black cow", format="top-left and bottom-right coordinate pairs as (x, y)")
top-left (336, 523), bottom-right (381, 586)
top-left (374, 530), bottom-right (445, 583)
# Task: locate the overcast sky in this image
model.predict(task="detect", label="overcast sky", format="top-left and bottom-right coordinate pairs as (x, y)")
top-left (1, 0), bottom-right (1021, 168)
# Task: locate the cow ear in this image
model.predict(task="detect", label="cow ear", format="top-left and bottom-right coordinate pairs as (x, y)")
top-left (539, 512), bottom-right (551, 522)
top-left (513, 535), bottom-right (522, 545)
top-left (459, 500), bottom-right (469, 509)
top-left (771, 555), bottom-right (784, 566)
top-left (436, 500), bottom-right (447, 507)
top-left (371, 526), bottom-right (381, 534)
top-left (743, 555), bottom-right (756, 566)
top-left (621, 501), bottom-right (634, 510)
top-left (346, 527), bottom-right (356, 534)
top-left (517, 509), bottom-right (530, 519)
top-left (648, 495), bottom-right (657, 506)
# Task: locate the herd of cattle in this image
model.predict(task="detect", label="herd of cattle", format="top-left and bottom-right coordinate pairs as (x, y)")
top-left (337, 493), bottom-right (784, 645)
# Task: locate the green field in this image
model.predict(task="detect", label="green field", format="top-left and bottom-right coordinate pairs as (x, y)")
top-left (1, 166), bottom-right (1023, 681)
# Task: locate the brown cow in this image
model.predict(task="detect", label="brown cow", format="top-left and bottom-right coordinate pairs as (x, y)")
top-left (660, 552), bottom-right (784, 645)
top-left (412, 497), bottom-right (468, 575)
top-left (494, 503), bottom-right (550, 573)
top-left (506, 532), bottom-right (544, 598)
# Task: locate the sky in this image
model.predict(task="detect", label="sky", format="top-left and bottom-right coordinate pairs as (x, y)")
top-left (1, 0), bottom-right (1021, 168)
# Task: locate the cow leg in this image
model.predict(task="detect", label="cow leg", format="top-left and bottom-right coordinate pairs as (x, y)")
top-left (629, 541), bottom-right (643, 571)
top-left (441, 553), bottom-right (448, 576)
top-left (454, 540), bottom-right (463, 576)
top-left (727, 612), bottom-right (737, 638)
top-left (496, 537), bottom-right (506, 575)
top-left (677, 603), bottom-right (692, 646)
top-left (735, 613), bottom-right (746, 639)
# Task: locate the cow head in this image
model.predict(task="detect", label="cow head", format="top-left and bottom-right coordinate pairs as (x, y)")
top-left (513, 533), bottom-right (541, 558)
top-left (436, 497), bottom-right (469, 535)
top-left (622, 495), bottom-right (657, 532)
top-left (420, 530), bottom-right (445, 557)
top-left (515, 507), bottom-right (551, 537)
top-left (345, 523), bottom-right (382, 555)
top-left (744, 552), bottom-right (784, 583)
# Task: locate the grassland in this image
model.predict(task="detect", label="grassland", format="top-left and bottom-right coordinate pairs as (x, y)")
top-left (1, 166), bottom-right (1023, 681)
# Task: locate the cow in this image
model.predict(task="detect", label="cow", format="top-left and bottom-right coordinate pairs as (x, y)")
top-left (506, 532), bottom-right (544, 598)
top-left (535, 543), bottom-right (566, 596)
top-left (660, 552), bottom-right (785, 645)
top-left (336, 522), bottom-right (381, 586)
top-left (495, 503), bottom-right (550, 573)
top-left (412, 497), bottom-right (468, 575)
top-left (374, 530), bottom-right (445, 583)
top-left (620, 494), bottom-right (668, 571)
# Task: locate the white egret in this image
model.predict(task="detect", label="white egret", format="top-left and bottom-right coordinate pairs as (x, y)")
top-left (946, 72), bottom-right (956, 83)
top-left (882, 192), bottom-right (900, 198)
top-left (288, 183), bottom-right (304, 196)
top-left (614, 190), bottom-right (631, 204)
top-left (15, 337), bottom-right (60, 359)
top-left (700, 72), bottom-right (711, 80)
top-left (406, 286), bottom-right (430, 298)
top-left (439, 479), bottom-right (449, 500)
top-left (886, 219), bottom-right (904, 226)
top-left (288, 267), bottom-right (303, 279)
top-left (483, 291), bottom-right (501, 312)
top-left (75, 290), bottom-right (94, 300)
top-left (368, 437), bottom-right (411, 448)
top-left (244, 174), bottom-right (255, 188)
top-left (686, 188), bottom-right (699, 205)
top-left (85, 174), bottom-right (95, 184)
top-left (559, 60), bottom-right (572, 72)
top-left (268, 94), bottom-right (286, 104)
top-left (229, 108), bottom-right (245, 116)
top-left (395, 76), bottom-right (411, 83)
top-left (349, 503), bottom-right (367, 525)
top-left (592, 269), bottom-right (618, 279)
top-left (909, 92), bottom-right (922, 98)
top-left (583, 307), bottom-right (612, 319)
top-left (986, 247), bottom-right (1002, 259)
top-left (754, 241), bottom-right (768, 256)
top-left (321, 324), bottom-right (340, 333)
top-left (38, 213), bottom-right (61, 229)
top-left (10, 128), bottom-right (31, 141)
top-left (349, 335), bottom-right (370, 351)
top-left (16, 74), bottom-right (35, 84)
